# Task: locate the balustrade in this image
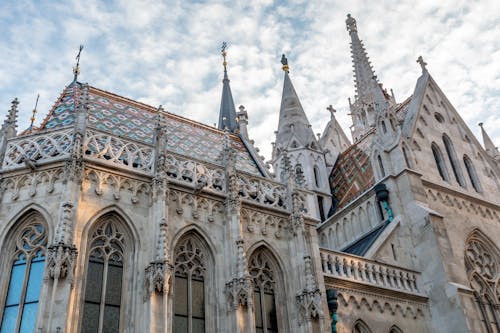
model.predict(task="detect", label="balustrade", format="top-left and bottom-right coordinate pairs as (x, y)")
top-left (320, 249), bottom-right (421, 295)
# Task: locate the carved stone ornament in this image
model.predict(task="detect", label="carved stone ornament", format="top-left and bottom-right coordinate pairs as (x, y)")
top-left (64, 131), bottom-right (84, 183)
top-left (296, 288), bottom-right (323, 323)
top-left (225, 276), bottom-right (253, 309)
top-left (46, 243), bottom-right (78, 282)
top-left (145, 260), bottom-right (173, 295)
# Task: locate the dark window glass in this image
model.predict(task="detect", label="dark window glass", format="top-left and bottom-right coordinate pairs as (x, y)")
top-left (464, 156), bottom-right (481, 192)
top-left (443, 135), bottom-right (465, 187)
top-left (377, 155), bottom-right (385, 177)
top-left (174, 276), bottom-right (188, 317)
top-left (432, 143), bottom-right (448, 181)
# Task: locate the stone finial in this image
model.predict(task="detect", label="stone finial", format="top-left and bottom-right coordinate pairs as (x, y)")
top-left (2, 98), bottom-right (19, 136)
top-left (346, 14), bottom-right (357, 33)
top-left (417, 56), bottom-right (427, 73)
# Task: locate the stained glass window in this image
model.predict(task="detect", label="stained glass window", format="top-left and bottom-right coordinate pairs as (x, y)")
top-left (173, 236), bottom-right (206, 333)
top-left (0, 220), bottom-right (47, 333)
top-left (249, 250), bottom-right (279, 333)
top-left (82, 220), bottom-right (125, 333)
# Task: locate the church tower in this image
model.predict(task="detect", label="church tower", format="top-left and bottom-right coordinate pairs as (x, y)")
top-left (272, 55), bottom-right (331, 221)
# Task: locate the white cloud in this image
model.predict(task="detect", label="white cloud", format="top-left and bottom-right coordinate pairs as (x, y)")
top-left (0, 0), bottom-right (499, 161)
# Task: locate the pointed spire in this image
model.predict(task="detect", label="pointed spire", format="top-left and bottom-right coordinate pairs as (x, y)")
top-left (218, 42), bottom-right (238, 132)
top-left (2, 98), bottom-right (19, 137)
top-left (479, 122), bottom-right (499, 158)
top-left (275, 55), bottom-right (317, 151)
top-left (73, 45), bottom-right (84, 82)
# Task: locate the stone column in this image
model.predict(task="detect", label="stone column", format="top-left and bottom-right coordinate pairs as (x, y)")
top-left (41, 84), bottom-right (88, 332)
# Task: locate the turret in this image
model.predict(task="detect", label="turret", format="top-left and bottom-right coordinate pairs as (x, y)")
top-left (217, 42), bottom-right (238, 132)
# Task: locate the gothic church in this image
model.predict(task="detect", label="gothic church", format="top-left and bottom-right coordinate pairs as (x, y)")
top-left (0, 14), bottom-right (499, 333)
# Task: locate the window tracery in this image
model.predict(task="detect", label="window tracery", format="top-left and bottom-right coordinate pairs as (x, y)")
top-left (249, 249), bottom-right (279, 333)
top-left (465, 231), bottom-right (500, 332)
top-left (82, 219), bottom-right (125, 333)
top-left (0, 215), bottom-right (47, 333)
top-left (174, 234), bottom-right (207, 333)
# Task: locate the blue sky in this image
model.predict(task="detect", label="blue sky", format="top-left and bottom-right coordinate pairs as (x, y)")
top-left (1, 0), bottom-right (499, 160)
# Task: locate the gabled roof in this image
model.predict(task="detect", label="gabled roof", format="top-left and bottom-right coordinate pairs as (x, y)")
top-left (342, 221), bottom-right (389, 256)
top-left (33, 82), bottom-right (263, 176)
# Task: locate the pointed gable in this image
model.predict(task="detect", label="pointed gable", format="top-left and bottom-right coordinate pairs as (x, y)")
top-left (319, 108), bottom-right (351, 166)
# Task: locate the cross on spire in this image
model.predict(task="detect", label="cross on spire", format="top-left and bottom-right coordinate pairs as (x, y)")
top-left (29, 94), bottom-right (40, 132)
top-left (417, 55), bottom-right (427, 73)
top-left (281, 54), bottom-right (289, 72)
top-left (327, 105), bottom-right (336, 119)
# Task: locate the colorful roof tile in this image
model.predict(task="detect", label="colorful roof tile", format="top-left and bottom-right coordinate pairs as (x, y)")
top-left (329, 143), bottom-right (374, 209)
top-left (34, 83), bottom-right (262, 175)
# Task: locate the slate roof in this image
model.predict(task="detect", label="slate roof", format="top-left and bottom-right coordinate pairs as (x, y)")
top-left (342, 221), bottom-right (389, 256)
top-left (34, 82), bottom-right (263, 175)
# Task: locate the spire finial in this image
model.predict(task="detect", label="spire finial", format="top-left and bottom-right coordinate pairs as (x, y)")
top-left (417, 56), bottom-right (427, 73)
top-left (2, 98), bottom-right (19, 135)
top-left (73, 45), bottom-right (84, 82)
top-left (221, 41), bottom-right (228, 72)
top-left (327, 105), bottom-right (336, 119)
top-left (281, 54), bottom-right (289, 72)
top-left (29, 94), bottom-right (40, 132)
top-left (346, 14), bottom-right (357, 33)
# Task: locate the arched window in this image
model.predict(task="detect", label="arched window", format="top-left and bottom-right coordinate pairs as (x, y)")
top-left (377, 155), bottom-right (386, 178)
top-left (353, 319), bottom-right (372, 333)
top-left (249, 248), bottom-right (279, 332)
top-left (463, 155), bottom-right (481, 192)
top-left (174, 232), bottom-right (209, 332)
top-left (82, 216), bottom-right (127, 333)
top-left (464, 230), bottom-right (500, 332)
top-left (442, 135), bottom-right (466, 187)
top-left (431, 143), bottom-right (449, 181)
top-left (313, 165), bottom-right (320, 187)
top-left (389, 325), bottom-right (403, 333)
top-left (0, 212), bottom-right (47, 333)
top-left (402, 146), bottom-right (412, 168)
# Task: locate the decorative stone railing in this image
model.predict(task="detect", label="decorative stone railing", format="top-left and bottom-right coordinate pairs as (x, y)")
top-left (164, 153), bottom-right (226, 194)
top-left (320, 249), bottom-right (422, 295)
top-left (2, 128), bottom-right (73, 170)
top-left (84, 129), bottom-right (155, 173)
top-left (237, 174), bottom-right (288, 210)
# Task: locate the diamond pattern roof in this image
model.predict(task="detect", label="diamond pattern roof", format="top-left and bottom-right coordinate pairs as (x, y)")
top-left (36, 83), bottom-right (262, 175)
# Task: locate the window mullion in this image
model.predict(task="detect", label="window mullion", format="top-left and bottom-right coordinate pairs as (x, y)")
top-left (15, 257), bottom-right (31, 333)
top-left (188, 273), bottom-right (192, 333)
top-left (98, 259), bottom-right (110, 333)
top-left (260, 290), bottom-right (267, 332)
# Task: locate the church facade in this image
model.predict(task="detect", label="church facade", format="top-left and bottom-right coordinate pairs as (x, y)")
top-left (0, 14), bottom-right (499, 333)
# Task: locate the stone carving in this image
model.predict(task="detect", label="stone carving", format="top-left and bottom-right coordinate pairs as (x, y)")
top-left (296, 256), bottom-right (323, 323)
top-left (1, 168), bottom-right (64, 202)
top-left (170, 190), bottom-right (224, 222)
top-left (2, 128), bottom-right (73, 169)
top-left (46, 243), bottom-right (77, 281)
top-left (84, 129), bottom-right (154, 173)
top-left (63, 131), bottom-right (84, 183)
top-left (241, 208), bottom-right (286, 238)
top-left (145, 260), bottom-right (173, 295)
top-left (226, 276), bottom-right (253, 309)
top-left (84, 168), bottom-right (151, 204)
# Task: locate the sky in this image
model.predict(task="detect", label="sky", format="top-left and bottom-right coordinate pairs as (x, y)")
top-left (1, 0), bottom-right (499, 161)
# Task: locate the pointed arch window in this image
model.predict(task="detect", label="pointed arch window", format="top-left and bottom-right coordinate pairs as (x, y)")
top-left (463, 155), bottom-right (482, 192)
top-left (174, 234), bottom-right (207, 333)
top-left (377, 155), bottom-right (385, 178)
top-left (442, 135), bottom-right (466, 187)
top-left (353, 319), bottom-right (372, 333)
top-left (431, 143), bottom-right (449, 181)
top-left (82, 219), bottom-right (126, 333)
top-left (0, 216), bottom-right (47, 333)
top-left (465, 231), bottom-right (500, 332)
top-left (249, 249), bottom-right (279, 333)
top-left (313, 165), bottom-right (320, 187)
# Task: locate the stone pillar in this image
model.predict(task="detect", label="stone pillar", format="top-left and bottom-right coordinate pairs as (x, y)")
top-left (41, 84), bottom-right (88, 332)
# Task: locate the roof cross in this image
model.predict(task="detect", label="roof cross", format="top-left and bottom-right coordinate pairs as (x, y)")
top-left (327, 105), bottom-right (336, 118)
top-left (73, 45), bottom-right (84, 81)
top-left (416, 55), bottom-right (427, 73)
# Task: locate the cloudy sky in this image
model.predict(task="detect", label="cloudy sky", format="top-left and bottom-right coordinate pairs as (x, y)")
top-left (1, 0), bottom-right (499, 160)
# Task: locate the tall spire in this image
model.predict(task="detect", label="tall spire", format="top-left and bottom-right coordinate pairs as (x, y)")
top-left (346, 14), bottom-right (389, 142)
top-left (217, 42), bottom-right (238, 132)
top-left (2, 98), bottom-right (19, 137)
top-left (275, 54), bottom-right (317, 151)
top-left (479, 122), bottom-right (500, 158)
